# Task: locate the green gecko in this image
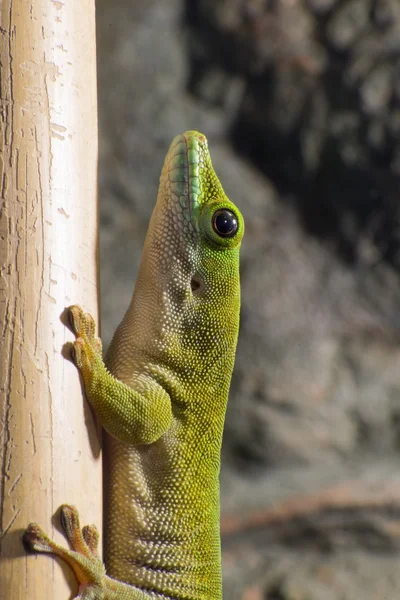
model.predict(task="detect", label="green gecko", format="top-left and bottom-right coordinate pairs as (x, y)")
top-left (24, 130), bottom-right (244, 599)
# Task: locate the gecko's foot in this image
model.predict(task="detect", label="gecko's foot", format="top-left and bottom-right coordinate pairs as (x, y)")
top-left (24, 505), bottom-right (146, 599)
top-left (68, 305), bottom-right (103, 374)
top-left (24, 504), bottom-right (101, 559)
top-left (24, 505), bottom-right (108, 599)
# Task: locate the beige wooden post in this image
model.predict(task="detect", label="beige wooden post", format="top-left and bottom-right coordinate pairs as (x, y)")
top-left (0, 1), bottom-right (101, 598)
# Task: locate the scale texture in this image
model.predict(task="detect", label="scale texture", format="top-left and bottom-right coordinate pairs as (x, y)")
top-left (24, 131), bottom-right (244, 600)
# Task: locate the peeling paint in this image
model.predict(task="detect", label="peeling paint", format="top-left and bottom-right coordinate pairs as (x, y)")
top-left (51, 0), bottom-right (65, 10)
top-left (0, 0), bottom-right (100, 593)
top-left (44, 61), bottom-right (61, 83)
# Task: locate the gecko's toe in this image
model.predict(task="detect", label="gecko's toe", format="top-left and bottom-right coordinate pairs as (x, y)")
top-left (68, 305), bottom-right (82, 331)
top-left (68, 305), bottom-right (99, 345)
top-left (84, 311), bottom-right (96, 339)
top-left (69, 339), bottom-right (90, 369)
top-left (23, 523), bottom-right (53, 554)
top-left (59, 505), bottom-right (100, 558)
top-left (59, 504), bottom-right (80, 539)
top-left (82, 524), bottom-right (100, 556)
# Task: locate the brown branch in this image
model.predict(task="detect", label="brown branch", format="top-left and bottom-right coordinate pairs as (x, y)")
top-left (222, 478), bottom-right (400, 537)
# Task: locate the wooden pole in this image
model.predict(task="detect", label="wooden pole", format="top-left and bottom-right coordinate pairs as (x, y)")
top-left (0, 1), bottom-right (100, 598)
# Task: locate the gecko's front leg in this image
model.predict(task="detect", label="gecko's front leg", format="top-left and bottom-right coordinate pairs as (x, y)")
top-left (23, 306), bottom-right (161, 600)
top-left (68, 305), bottom-right (172, 445)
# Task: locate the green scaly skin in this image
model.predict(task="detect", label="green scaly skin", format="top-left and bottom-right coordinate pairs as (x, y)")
top-left (23, 131), bottom-right (244, 600)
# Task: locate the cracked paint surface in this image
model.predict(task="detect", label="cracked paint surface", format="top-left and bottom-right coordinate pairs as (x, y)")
top-left (0, 0), bottom-right (100, 597)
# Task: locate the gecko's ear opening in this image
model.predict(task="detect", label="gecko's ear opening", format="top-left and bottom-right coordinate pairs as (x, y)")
top-left (190, 275), bottom-right (203, 294)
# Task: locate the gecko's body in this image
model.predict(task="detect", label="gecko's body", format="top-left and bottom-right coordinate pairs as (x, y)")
top-left (24, 131), bottom-right (244, 600)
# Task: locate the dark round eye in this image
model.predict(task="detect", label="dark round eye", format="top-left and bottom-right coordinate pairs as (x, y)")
top-left (212, 209), bottom-right (238, 238)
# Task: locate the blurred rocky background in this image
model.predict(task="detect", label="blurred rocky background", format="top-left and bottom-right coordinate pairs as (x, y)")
top-left (96, 0), bottom-right (400, 597)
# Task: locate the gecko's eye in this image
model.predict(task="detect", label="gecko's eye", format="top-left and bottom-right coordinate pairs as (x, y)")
top-left (200, 200), bottom-right (244, 248)
top-left (212, 209), bottom-right (238, 238)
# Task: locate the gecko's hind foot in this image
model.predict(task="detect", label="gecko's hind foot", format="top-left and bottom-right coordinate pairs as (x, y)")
top-left (23, 506), bottom-right (139, 599)
top-left (23, 506), bottom-right (111, 600)
top-left (23, 505), bottom-right (100, 559)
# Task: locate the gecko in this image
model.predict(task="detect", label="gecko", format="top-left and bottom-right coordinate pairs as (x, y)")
top-left (23, 130), bottom-right (244, 600)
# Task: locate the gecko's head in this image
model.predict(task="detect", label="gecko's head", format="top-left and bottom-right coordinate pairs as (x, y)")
top-left (145, 130), bottom-right (244, 303)
top-left (153, 130), bottom-right (244, 276)
top-left (129, 130), bottom-right (245, 384)
top-left (162, 131), bottom-right (244, 250)
top-left (138, 131), bottom-right (244, 379)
